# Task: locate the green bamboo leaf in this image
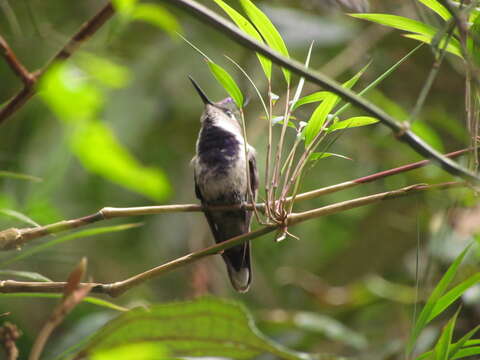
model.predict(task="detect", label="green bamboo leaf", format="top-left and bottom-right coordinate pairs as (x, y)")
top-left (70, 121), bottom-right (171, 202)
top-left (304, 94), bottom-right (338, 146)
top-left (0, 209), bottom-right (41, 227)
top-left (132, 4), bottom-right (180, 35)
top-left (0, 171), bottom-right (42, 182)
top-left (239, 0), bottom-right (290, 84)
top-left (453, 347), bottom-right (480, 359)
top-left (0, 270), bottom-right (52, 282)
top-left (333, 45), bottom-right (422, 118)
top-left (292, 91), bottom-right (331, 111)
top-left (213, 0), bottom-right (271, 80)
top-left (404, 33), bottom-right (463, 57)
top-left (309, 152), bottom-right (352, 161)
top-left (407, 245), bottom-right (472, 355)
top-left (0, 223), bottom-right (143, 267)
top-left (449, 325), bottom-right (480, 359)
top-left (350, 13), bottom-right (438, 37)
top-left (0, 293), bottom-right (128, 312)
top-left (417, 0), bottom-right (451, 21)
top-left (467, 13), bottom-right (480, 66)
top-left (78, 297), bottom-right (307, 360)
top-left (328, 116), bottom-right (379, 132)
top-left (208, 61), bottom-right (244, 108)
top-left (290, 41), bottom-right (314, 110)
top-left (304, 63), bottom-right (369, 146)
top-left (434, 309), bottom-right (459, 360)
top-left (429, 273), bottom-right (480, 322)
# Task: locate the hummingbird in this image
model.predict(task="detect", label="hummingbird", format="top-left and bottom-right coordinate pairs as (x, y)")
top-left (190, 77), bottom-right (258, 292)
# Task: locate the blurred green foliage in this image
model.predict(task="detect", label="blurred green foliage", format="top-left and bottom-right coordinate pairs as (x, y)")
top-left (0, 0), bottom-right (479, 359)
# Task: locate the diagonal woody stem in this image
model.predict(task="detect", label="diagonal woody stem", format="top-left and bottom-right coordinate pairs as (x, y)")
top-left (0, 181), bottom-right (465, 297)
top-left (0, 2), bottom-right (115, 125)
top-left (0, 148), bottom-right (471, 250)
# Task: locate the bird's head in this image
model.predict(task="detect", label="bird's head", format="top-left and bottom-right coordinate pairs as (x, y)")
top-left (189, 76), bottom-right (241, 130)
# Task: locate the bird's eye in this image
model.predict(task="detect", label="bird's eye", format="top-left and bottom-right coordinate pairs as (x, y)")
top-left (225, 110), bottom-right (233, 117)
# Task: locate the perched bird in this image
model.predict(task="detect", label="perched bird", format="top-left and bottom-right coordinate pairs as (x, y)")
top-left (190, 77), bottom-right (258, 292)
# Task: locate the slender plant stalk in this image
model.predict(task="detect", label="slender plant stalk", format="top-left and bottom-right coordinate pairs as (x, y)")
top-left (0, 148), bottom-right (471, 250)
top-left (163, 0), bottom-right (480, 184)
top-left (271, 87), bottom-right (291, 209)
top-left (266, 82), bottom-right (274, 220)
top-left (0, 181), bottom-right (465, 297)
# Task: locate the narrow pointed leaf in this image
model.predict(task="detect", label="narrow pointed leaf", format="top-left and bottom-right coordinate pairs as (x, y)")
top-left (429, 273), bottom-right (480, 322)
top-left (291, 41), bottom-right (314, 110)
top-left (434, 310), bottom-right (459, 360)
top-left (304, 63), bottom-right (369, 146)
top-left (328, 116), bottom-right (379, 132)
top-left (293, 91), bottom-right (331, 111)
top-left (407, 245), bottom-right (471, 355)
top-left (0, 223), bottom-right (143, 267)
top-left (239, 0), bottom-right (290, 84)
top-left (309, 152), bottom-right (352, 161)
top-left (213, 0), bottom-right (271, 80)
top-left (0, 171), bottom-right (42, 182)
top-left (417, 0), bottom-right (451, 21)
top-left (350, 13), bottom-right (438, 37)
top-left (449, 325), bottom-right (480, 359)
top-left (208, 61), bottom-right (244, 108)
top-left (1, 293), bottom-right (128, 312)
top-left (0, 270), bottom-right (52, 282)
top-left (404, 33), bottom-right (462, 57)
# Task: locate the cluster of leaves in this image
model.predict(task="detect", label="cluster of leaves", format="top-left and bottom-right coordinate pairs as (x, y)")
top-left (351, 0), bottom-right (480, 61)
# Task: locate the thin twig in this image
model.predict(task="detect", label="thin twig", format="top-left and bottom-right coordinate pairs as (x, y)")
top-left (163, 0), bottom-right (480, 184)
top-left (0, 2), bottom-right (115, 126)
top-left (0, 148), bottom-right (471, 249)
top-left (0, 181), bottom-right (465, 297)
top-left (0, 36), bottom-right (35, 86)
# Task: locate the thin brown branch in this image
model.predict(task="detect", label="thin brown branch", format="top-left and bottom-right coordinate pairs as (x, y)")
top-left (28, 258), bottom-right (91, 360)
top-left (0, 36), bottom-right (35, 86)
top-left (0, 148), bottom-right (471, 250)
top-left (0, 181), bottom-right (466, 297)
top-left (0, 2), bottom-right (115, 126)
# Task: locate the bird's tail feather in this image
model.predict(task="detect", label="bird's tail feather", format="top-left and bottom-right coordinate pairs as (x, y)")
top-left (223, 243), bottom-right (251, 292)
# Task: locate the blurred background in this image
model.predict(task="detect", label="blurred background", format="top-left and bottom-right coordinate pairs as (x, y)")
top-left (0, 0), bottom-right (479, 359)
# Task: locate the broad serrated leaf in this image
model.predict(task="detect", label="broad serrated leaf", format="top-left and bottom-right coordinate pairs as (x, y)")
top-left (417, 0), bottom-right (451, 21)
top-left (407, 245), bottom-right (471, 355)
top-left (92, 343), bottom-right (169, 360)
top-left (404, 33), bottom-right (462, 57)
top-left (78, 297), bottom-right (307, 360)
top-left (239, 0), bottom-right (290, 84)
top-left (0, 223), bottom-right (142, 267)
top-left (208, 61), bottom-right (244, 108)
top-left (213, 0), bottom-right (271, 80)
top-left (328, 116), bottom-right (378, 132)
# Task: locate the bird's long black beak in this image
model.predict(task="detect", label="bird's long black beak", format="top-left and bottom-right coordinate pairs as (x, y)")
top-left (189, 76), bottom-right (213, 105)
